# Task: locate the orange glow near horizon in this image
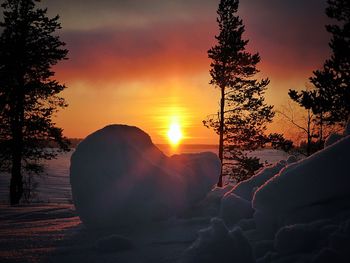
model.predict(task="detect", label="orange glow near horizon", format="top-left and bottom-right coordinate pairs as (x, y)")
top-left (54, 78), bottom-right (220, 145)
top-left (53, 72), bottom-right (318, 146)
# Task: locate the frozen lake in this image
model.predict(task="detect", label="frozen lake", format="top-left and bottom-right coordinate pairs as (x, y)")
top-left (0, 145), bottom-right (288, 204)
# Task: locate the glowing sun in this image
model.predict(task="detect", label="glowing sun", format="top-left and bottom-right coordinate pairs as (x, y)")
top-left (167, 123), bottom-right (183, 146)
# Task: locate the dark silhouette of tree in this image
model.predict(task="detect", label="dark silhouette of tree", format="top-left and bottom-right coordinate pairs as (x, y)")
top-left (290, 0), bottom-right (349, 133)
top-left (268, 133), bottom-right (293, 153)
top-left (0, 0), bottom-right (69, 205)
top-left (204, 0), bottom-right (274, 185)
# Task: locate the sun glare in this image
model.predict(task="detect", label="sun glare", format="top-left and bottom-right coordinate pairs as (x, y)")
top-left (167, 122), bottom-right (183, 146)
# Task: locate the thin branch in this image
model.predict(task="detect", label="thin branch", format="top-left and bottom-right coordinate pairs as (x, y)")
top-left (276, 110), bottom-right (308, 133)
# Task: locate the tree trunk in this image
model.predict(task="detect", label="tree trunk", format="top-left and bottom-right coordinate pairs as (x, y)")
top-left (218, 85), bottom-right (225, 187)
top-left (319, 112), bottom-right (323, 148)
top-left (10, 83), bottom-right (24, 205)
top-left (10, 144), bottom-right (23, 205)
top-left (306, 109), bottom-right (311, 156)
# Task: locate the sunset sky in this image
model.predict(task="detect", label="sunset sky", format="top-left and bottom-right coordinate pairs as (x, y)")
top-left (41, 0), bottom-right (330, 144)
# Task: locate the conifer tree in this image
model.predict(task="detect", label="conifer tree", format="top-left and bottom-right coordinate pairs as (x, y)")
top-left (312, 0), bottom-right (350, 124)
top-left (0, 0), bottom-right (69, 204)
top-left (291, 0), bottom-right (349, 129)
top-left (204, 0), bottom-right (274, 185)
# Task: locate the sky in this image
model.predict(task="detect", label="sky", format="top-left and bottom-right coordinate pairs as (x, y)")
top-left (35, 0), bottom-right (330, 144)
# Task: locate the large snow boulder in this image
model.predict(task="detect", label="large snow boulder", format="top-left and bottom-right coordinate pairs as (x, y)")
top-left (253, 135), bottom-right (350, 233)
top-left (70, 125), bottom-right (220, 228)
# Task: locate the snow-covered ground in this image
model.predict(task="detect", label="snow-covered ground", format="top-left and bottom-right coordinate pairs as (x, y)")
top-left (183, 124), bottom-right (350, 263)
top-left (0, 204), bottom-right (211, 263)
top-left (3, 122), bottom-right (349, 263)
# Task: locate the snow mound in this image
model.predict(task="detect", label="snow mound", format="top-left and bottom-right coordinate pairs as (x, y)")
top-left (220, 193), bottom-right (254, 226)
top-left (70, 125), bottom-right (220, 228)
top-left (181, 124), bottom-right (350, 262)
top-left (274, 224), bottom-right (321, 255)
top-left (253, 240), bottom-right (274, 259)
top-left (253, 135), bottom-right (350, 232)
top-left (207, 185), bottom-right (234, 200)
top-left (230, 160), bottom-right (289, 201)
top-left (180, 218), bottom-right (255, 263)
top-left (191, 185), bottom-right (234, 217)
top-left (95, 234), bottom-right (134, 253)
top-left (324, 133), bottom-right (343, 147)
top-left (311, 248), bottom-right (343, 263)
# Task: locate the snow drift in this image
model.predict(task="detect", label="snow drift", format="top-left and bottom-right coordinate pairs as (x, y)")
top-left (229, 159), bottom-right (289, 202)
top-left (180, 218), bottom-right (255, 263)
top-left (218, 156), bottom-right (296, 226)
top-left (70, 125), bottom-right (220, 228)
top-left (181, 125), bottom-right (350, 263)
top-left (220, 193), bottom-right (254, 226)
top-left (253, 135), bottom-right (350, 228)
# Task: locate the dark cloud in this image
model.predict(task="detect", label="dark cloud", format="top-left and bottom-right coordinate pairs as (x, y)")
top-left (239, 0), bottom-right (330, 60)
top-left (50, 0), bottom-right (331, 86)
top-left (42, 0), bottom-right (217, 30)
top-left (234, 0), bottom-right (331, 90)
top-left (45, 0), bottom-right (216, 13)
top-left (55, 20), bottom-right (216, 82)
top-left (0, 0), bottom-right (322, 93)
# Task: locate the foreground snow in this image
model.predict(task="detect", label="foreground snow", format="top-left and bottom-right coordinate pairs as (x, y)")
top-left (184, 125), bottom-right (350, 263)
top-left (0, 204), bottom-right (211, 263)
top-left (2, 123), bottom-right (350, 263)
top-left (253, 135), bottom-right (350, 236)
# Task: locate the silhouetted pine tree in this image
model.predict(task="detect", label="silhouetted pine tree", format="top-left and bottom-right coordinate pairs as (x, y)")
top-left (312, 0), bottom-right (350, 124)
top-left (289, 0), bottom-right (349, 146)
top-left (0, 0), bottom-right (69, 204)
top-left (204, 0), bottom-right (274, 184)
top-left (293, 0), bottom-right (349, 124)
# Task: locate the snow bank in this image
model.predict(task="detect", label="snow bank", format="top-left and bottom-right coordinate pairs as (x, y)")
top-left (70, 125), bottom-right (220, 228)
top-left (190, 185), bottom-right (234, 217)
top-left (220, 193), bottom-right (254, 226)
top-left (253, 240), bottom-right (274, 259)
top-left (274, 224), bottom-right (321, 255)
top-left (253, 135), bottom-right (350, 231)
top-left (324, 133), bottom-right (343, 147)
top-left (217, 155), bottom-right (297, 229)
top-left (311, 248), bottom-right (343, 263)
top-left (207, 185), bottom-right (234, 200)
top-left (180, 218), bottom-right (255, 263)
top-left (230, 160), bottom-right (289, 201)
top-left (95, 235), bottom-right (134, 253)
top-left (180, 124), bottom-right (350, 263)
